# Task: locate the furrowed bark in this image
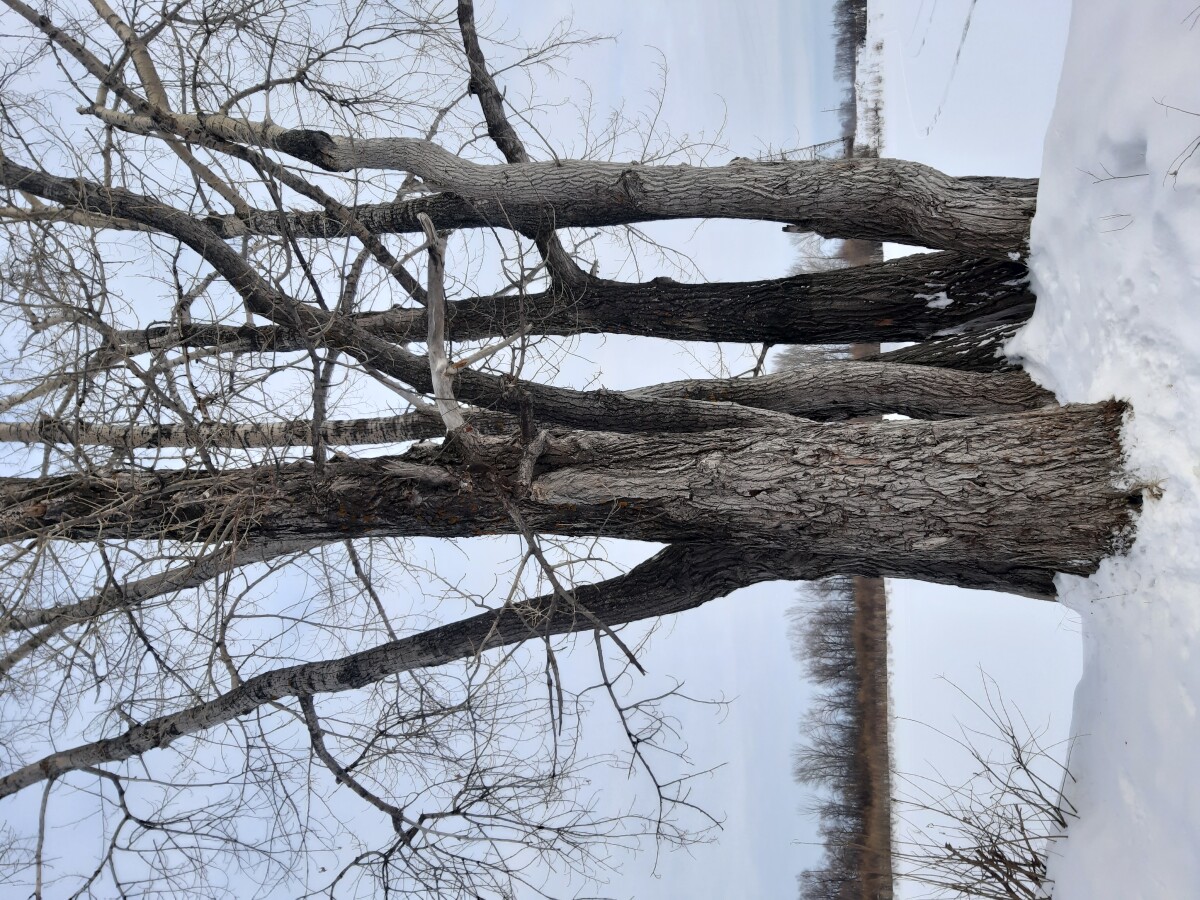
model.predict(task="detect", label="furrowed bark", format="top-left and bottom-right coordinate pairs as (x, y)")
top-left (198, 152), bottom-right (1033, 256)
top-left (0, 156), bottom-right (800, 435)
top-left (4, 159), bottom-right (1034, 432)
top-left (0, 531), bottom-right (1066, 801)
top-left (113, 253), bottom-right (1033, 350)
top-left (869, 323), bottom-right (1026, 373)
top-left (0, 405), bottom-right (1136, 578)
top-left (0, 363), bottom-right (1050, 452)
top-left (960, 176), bottom-right (1039, 200)
top-left (630, 363), bottom-right (1052, 420)
top-left (76, 97), bottom-right (1033, 257)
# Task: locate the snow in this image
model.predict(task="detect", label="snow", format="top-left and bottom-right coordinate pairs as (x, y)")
top-left (916, 291), bottom-right (954, 309)
top-left (1006, 4), bottom-right (1200, 897)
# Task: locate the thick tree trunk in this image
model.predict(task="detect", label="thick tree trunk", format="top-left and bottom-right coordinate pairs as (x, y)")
top-left (630, 364), bottom-right (1051, 420)
top-left (1, 404), bottom-right (1136, 582)
top-left (201, 153), bottom-right (1032, 257)
top-left (2, 150), bottom-right (1045, 435)
top-left (0, 363), bottom-right (1050, 452)
top-left (83, 105), bottom-right (1035, 256)
top-left (116, 114), bottom-right (1033, 256)
top-left (113, 253), bottom-right (1032, 349)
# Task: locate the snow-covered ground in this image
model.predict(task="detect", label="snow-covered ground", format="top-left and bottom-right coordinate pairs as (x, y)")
top-left (1008, 4), bottom-right (1200, 897)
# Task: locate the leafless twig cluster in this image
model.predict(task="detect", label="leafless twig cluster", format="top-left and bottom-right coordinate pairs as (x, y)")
top-left (893, 676), bottom-right (1077, 900)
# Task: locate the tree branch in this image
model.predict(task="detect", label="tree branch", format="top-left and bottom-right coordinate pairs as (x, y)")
top-left (0, 539), bottom-right (320, 675)
top-left (0, 542), bottom-right (901, 799)
top-left (109, 252), bottom-right (1033, 350)
top-left (0, 154), bottom-right (807, 435)
top-left (0, 406), bottom-right (1133, 585)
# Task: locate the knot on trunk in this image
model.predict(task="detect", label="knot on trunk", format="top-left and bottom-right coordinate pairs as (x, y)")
top-left (272, 129), bottom-right (341, 171)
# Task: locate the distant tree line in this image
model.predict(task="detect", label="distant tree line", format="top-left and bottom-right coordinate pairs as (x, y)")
top-left (832, 0), bottom-right (870, 139)
top-left (790, 577), bottom-right (893, 900)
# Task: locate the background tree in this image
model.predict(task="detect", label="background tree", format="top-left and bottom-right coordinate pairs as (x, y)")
top-left (789, 576), bottom-right (893, 900)
top-left (0, 0), bottom-right (1138, 896)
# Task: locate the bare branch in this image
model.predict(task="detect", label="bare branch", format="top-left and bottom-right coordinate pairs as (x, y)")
top-left (0, 543), bottom-right (834, 798)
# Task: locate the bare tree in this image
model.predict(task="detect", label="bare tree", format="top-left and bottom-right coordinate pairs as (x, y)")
top-left (892, 676), bottom-right (1076, 900)
top-left (0, 0), bottom-right (1136, 896)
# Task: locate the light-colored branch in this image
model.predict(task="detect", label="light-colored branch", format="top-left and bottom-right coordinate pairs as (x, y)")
top-left (419, 213), bottom-right (466, 436)
top-left (0, 204), bottom-right (151, 231)
top-left (87, 0), bottom-right (251, 216)
top-left (0, 410), bottom-right (516, 450)
top-left (449, 325), bottom-right (531, 371)
top-left (74, 108), bottom-right (1032, 258)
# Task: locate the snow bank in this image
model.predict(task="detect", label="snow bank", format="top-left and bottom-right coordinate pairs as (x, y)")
top-left (1007, 4), bottom-right (1200, 897)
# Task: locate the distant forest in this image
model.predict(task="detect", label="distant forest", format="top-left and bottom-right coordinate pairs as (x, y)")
top-left (790, 578), bottom-right (892, 900)
top-left (831, 0), bottom-right (869, 141)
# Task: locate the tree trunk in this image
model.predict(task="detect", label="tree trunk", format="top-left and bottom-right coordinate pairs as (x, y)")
top-left (868, 323), bottom-right (1025, 373)
top-left (0, 362), bottom-right (1050, 453)
top-left (85, 107), bottom-right (1034, 256)
top-left (189, 141), bottom-right (1034, 257)
top-left (630, 364), bottom-right (1050, 420)
top-left (1, 404), bottom-right (1136, 583)
top-left (113, 252), bottom-right (1033, 349)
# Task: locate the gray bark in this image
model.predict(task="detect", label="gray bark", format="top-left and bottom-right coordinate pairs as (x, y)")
top-left (0, 156), bottom-right (796, 434)
top-left (0, 363), bottom-right (1050, 452)
top-left (0, 404), bottom-right (1136, 580)
top-left (869, 323), bottom-right (1026, 373)
top-left (630, 363), bottom-right (1051, 421)
top-left (198, 151), bottom-right (1032, 257)
top-left (960, 176), bottom-right (1040, 200)
top-left (0, 517), bottom-right (1092, 801)
top-left (82, 104), bottom-right (1033, 257)
top-left (0, 157), bottom-right (1044, 435)
top-left (113, 252), bottom-right (1033, 350)
top-left (0, 409), bottom-right (513, 449)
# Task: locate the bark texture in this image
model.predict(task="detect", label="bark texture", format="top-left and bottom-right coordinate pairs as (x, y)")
top-left (0, 363), bottom-right (1051, 453)
top-left (79, 102), bottom-right (1034, 256)
top-left (631, 363), bottom-right (1051, 421)
top-left (193, 149), bottom-right (1033, 257)
top-left (0, 405), bottom-right (1136, 582)
top-left (869, 323), bottom-right (1025, 373)
top-left (113, 252), bottom-right (1032, 349)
